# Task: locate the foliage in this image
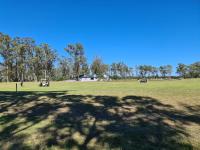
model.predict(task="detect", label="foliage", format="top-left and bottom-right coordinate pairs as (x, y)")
top-left (0, 32), bottom-right (57, 82)
top-left (176, 63), bottom-right (188, 78)
top-left (159, 65), bottom-right (173, 77)
top-left (1, 32), bottom-right (200, 81)
top-left (64, 43), bottom-right (87, 80)
top-left (91, 57), bottom-right (108, 77)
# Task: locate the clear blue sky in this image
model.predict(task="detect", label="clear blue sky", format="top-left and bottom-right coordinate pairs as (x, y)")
top-left (0, 0), bottom-right (200, 70)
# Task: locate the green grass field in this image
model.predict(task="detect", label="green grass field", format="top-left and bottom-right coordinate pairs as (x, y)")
top-left (0, 79), bottom-right (200, 150)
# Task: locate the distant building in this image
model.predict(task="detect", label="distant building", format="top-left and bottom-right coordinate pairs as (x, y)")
top-left (78, 75), bottom-right (98, 82)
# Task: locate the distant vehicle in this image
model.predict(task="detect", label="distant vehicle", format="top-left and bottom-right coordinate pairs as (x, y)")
top-left (139, 78), bottom-right (148, 83)
top-left (39, 79), bottom-right (50, 87)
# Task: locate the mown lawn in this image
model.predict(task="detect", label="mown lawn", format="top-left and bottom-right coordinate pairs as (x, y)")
top-left (0, 79), bottom-right (200, 150)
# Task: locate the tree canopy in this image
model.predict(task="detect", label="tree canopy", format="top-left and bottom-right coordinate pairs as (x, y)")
top-left (0, 32), bottom-right (200, 81)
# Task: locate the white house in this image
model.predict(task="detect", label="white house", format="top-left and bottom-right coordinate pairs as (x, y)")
top-left (79, 75), bottom-right (98, 82)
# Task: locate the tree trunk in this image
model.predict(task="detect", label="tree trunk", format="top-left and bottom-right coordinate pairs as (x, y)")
top-left (45, 69), bottom-right (47, 80)
top-left (6, 64), bottom-right (9, 82)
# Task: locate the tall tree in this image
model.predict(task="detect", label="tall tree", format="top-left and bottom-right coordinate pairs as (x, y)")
top-left (128, 67), bottom-right (134, 77)
top-left (176, 63), bottom-right (188, 78)
top-left (151, 66), bottom-right (158, 78)
top-left (188, 62), bottom-right (200, 78)
top-left (91, 57), bottom-right (107, 77)
top-left (111, 63), bottom-right (118, 77)
top-left (58, 57), bottom-right (73, 79)
top-left (0, 32), bottom-right (57, 82)
top-left (81, 63), bottom-right (90, 75)
top-left (40, 43), bottom-right (57, 80)
top-left (166, 65), bottom-right (173, 77)
top-left (65, 43), bottom-right (86, 80)
top-left (138, 65), bottom-right (149, 77)
top-left (0, 32), bottom-right (13, 82)
top-left (12, 37), bottom-right (36, 82)
top-left (159, 65), bottom-right (172, 77)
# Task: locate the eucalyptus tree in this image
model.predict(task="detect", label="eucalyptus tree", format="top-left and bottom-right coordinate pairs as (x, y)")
top-left (111, 63), bottom-right (118, 77)
top-left (188, 62), bottom-right (200, 78)
top-left (138, 65), bottom-right (148, 77)
top-left (81, 63), bottom-right (90, 75)
top-left (103, 64), bottom-right (109, 76)
top-left (159, 65), bottom-right (172, 77)
top-left (58, 57), bottom-right (73, 79)
top-left (0, 32), bottom-right (13, 82)
top-left (91, 57), bottom-right (107, 77)
top-left (128, 67), bottom-right (134, 77)
top-left (119, 62), bottom-right (129, 78)
top-left (176, 63), bottom-right (188, 78)
top-left (116, 62), bottom-right (122, 77)
top-left (0, 32), bottom-right (58, 81)
top-left (0, 64), bottom-right (4, 81)
top-left (135, 65), bottom-right (140, 77)
top-left (151, 66), bottom-right (159, 78)
top-left (65, 43), bottom-right (86, 80)
top-left (12, 37), bottom-right (36, 81)
top-left (39, 43), bottom-right (57, 80)
top-left (159, 66), bottom-right (167, 77)
top-left (166, 65), bottom-right (173, 77)
top-left (30, 44), bottom-right (56, 81)
top-left (33, 46), bottom-right (44, 81)
top-left (110, 62), bottom-right (130, 78)
top-left (23, 38), bottom-right (36, 81)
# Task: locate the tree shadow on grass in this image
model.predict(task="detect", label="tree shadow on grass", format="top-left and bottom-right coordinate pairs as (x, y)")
top-left (0, 92), bottom-right (200, 150)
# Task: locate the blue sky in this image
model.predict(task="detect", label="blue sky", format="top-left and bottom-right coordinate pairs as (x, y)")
top-left (0, 0), bottom-right (200, 70)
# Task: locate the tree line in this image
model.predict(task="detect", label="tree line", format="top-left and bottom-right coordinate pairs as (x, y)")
top-left (0, 32), bottom-right (200, 82)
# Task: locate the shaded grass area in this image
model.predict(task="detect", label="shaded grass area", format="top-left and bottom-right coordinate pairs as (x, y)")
top-left (0, 91), bottom-right (200, 150)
